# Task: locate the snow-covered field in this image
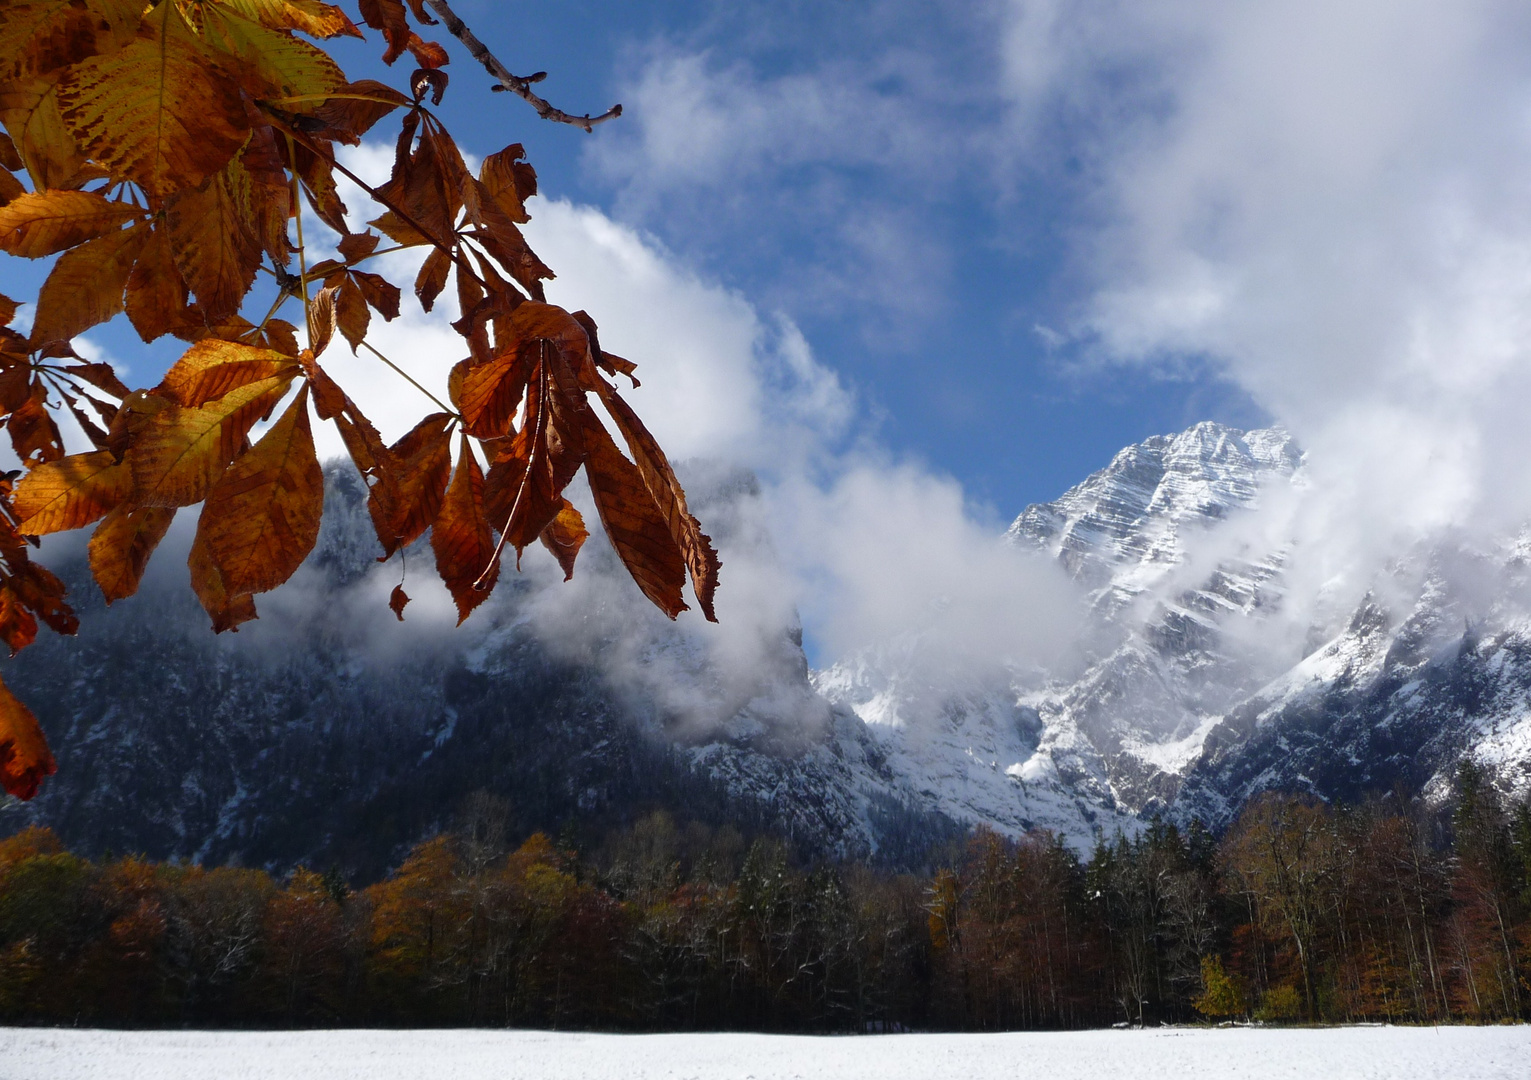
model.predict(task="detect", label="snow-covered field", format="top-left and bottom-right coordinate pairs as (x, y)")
top-left (1, 1026), bottom-right (1527, 1080)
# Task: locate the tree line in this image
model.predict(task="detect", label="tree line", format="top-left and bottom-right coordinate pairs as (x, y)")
top-left (0, 770), bottom-right (1527, 1031)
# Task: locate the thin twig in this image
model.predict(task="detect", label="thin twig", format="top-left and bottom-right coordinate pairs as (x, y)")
top-left (358, 339), bottom-right (458, 417)
top-left (422, 0), bottom-right (623, 132)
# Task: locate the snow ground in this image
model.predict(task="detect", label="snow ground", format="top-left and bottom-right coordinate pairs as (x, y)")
top-left (1, 1025), bottom-right (1527, 1080)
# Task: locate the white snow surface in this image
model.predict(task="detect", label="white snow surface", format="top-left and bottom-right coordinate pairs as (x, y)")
top-left (1, 1026), bottom-right (1526, 1080)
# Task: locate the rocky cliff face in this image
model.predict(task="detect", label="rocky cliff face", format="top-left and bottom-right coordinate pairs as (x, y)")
top-left (7, 421), bottom-right (1530, 871)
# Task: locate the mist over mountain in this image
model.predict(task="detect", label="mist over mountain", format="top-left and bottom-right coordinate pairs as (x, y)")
top-left (6, 420), bottom-right (1531, 874)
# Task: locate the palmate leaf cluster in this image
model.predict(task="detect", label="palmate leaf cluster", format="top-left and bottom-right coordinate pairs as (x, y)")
top-left (0, 0), bottom-right (720, 801)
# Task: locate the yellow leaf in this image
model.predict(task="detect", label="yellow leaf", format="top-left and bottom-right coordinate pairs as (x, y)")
top-left (0, 673), bottom-right (54, 800)
top-left (0, 188), bottom-right (142, 257)
top-left (211, 0), bottom-right (362, 40)
top-left (158, 338), bottom-right (299, 407)
top-left (166, 163), bottom-right (262, 321)
top-left (124, 374), bottom-right (295, 507)
top-left (12, 449), bottom-right (129, 535)
top-left (0, 76), bottom-right (86, 190)
top-left (30, 220), bottom-right (148, 343)
top-left (57, 1), bottom-right (251, 198)
top-left (88, 504), bottom-right (176, 604)
top-left (198, 3), bottom-right (347, 106)
top-left (197, 384), bottom-right (323, 596)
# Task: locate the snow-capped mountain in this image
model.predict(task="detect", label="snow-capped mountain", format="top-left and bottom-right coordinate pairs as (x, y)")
top-left (7, 420), bottom-right (1531, 872)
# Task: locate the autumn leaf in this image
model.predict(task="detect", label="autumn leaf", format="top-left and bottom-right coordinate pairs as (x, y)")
top-left (30, 220), bottom-right (148, 344)
top-left (457, 348), bottom-right (532, 439)
top-left (0, 76), bottom-right (86, 191)
top-left (0, 0), bottom-right (142, 81)
top-left (188, 527), bottom-right (257, 632)
top-left (594, 379), bottom-right (720, 621)
top-left (0, 189), bottom-right (142, 258)
top-left (432, 433), bottom-right (496, 623)
top-left (479, 143), bottom-right (535, 224)
top-left (388, 583), bottom-right (409, 620)
top-left (0, 673), bottom-right (54, 800)
top-left (88, 504), bottom-right (175, 604)
top-left (124, 223), bottom-right (191, 343)
top-left (12, 449), bottom-right (129, 535)
top-left (166, 164), bottom-right (263, 322)
top-left (0, 585), bottom-right (39, 656)
top-left (213, 0), bottom-right (363, 40)
top-left (157, 339), bottom-right (299, 407)
top-left (369, 412), bottom-right (452, 557)
top-left (333, 278), bottom-right (369, 350)
top-left (124, 374), bottom-right (295, 507)
top-left (197, 384), bottom-right (323, 596)
top-left (357, 0), bottom-right (411, 66)
top-left (582, 416), bottom-right (688, 619)
top-left (539, 500), bottom-right (588, 582)
top-left (7, 387), bottom-right (64, 465)
top-left (58, 1), bottom-right (251, 198)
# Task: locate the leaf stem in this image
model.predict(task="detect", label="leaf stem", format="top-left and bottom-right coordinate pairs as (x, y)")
top-left (357, 338), bottom-right (457, 418)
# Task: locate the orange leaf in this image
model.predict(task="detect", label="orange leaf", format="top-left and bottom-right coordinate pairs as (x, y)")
top-left (124, 373), bottom-right (295, 507)
top-left (370, 412), bottom-right (452, 557)
top-left (458, 348), bottom-right (532, 439)
top-left (0, 188), bottom-right (142, 257)
top-left (539, 500), bottom-right (588, 582)
top-left (214, 0), bottom-right (363, 40)
top-left (479, 144), bottom-right (534, 224)
top-left (414, 245), bottom-right (452, 312)
top-left (30, 220), bottom-right (148, 344)
top-left (308, 285), bottom-right (338, 357)
top-left (88, 504), bottom-right (175, 604)
top-left (12, 449), bottom-right (129, 535)
top-left (388, 583), bottom-right (409, 620)
top-left (582, 416), bottom-right (688, 619)
top-left (0, 75), bottom-right (87, 191)
top-left (0, 586), bottom-right (38, 655)
top-left (158, 339), bottom-right (300, 407)
top-left (0, 674), bottom-right (55, 800)
top-left (124, 223), bottom-right (190, 343)
top-left (166, 164), bottom-right (262, 322)
top-left (197, 385), bottom-right (323, 596)
top-left (7, 386), bottom-right (64, 465)
top-left (431, 433), bottom-right (496, 623)
top-left (357, 0), bottom-right (410, 65)
top-left (188, 527), bottom-right (257, 633)
top-left (334, 278), bottom-right (370, 351)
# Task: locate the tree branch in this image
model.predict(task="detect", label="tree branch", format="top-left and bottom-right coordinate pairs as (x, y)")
top-left (422, 0), bottom-right (623, 132)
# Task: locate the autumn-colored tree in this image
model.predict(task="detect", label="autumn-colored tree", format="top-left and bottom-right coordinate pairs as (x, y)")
top-left (0, 0), bottom-right (721, 804)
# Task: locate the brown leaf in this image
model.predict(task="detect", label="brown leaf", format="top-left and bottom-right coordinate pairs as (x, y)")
top-left (30, 220), bottom-right (148, 344)
top-left (334, 279), bottom-right (370, 351)
top-left (214, 0), bottom-right (363, 40)
top-left (57, 1), bottom-right (251, 198)
top-left (432, 433), bottom-right (496, 623)
top-left (198, 4), bottom-right (348, 108)
top-left (540, 500), bottom-right (588, 582)
top-left (405, 34), bottom-right (450, 70)
top-left (0, 188), bottom-right (142, 258)
top-left (388, 583), bottom-right (409, 620)
top-left (308, 285), bottom-right (338, 357)
top-left (88, 504), bottom-right (175, 604)
top-left (188, 527), bottom-right (258, 632)
top-left (124, 224), bottom-right (191, 343)
top-left (370, 412), bottom-right (452, 557)
top-left (124, 374), bottom-right (296, 507)
top-left (0, 674), bottom-right (55, 800)
top-left (0, 168), bottom-right (26, 207)
top-left (350, 269), bottom-right (401, 320)
top-left (357, 0), bottom-right (411, 65)
top-left (338, 231), bottom-right (380, 262)
top-left (197, 384), bottom-right (323, 596)
top-left (240, 123), bottom-right (294, 266)
top-left (310, 80), bottom-right (409, 145)
top-left (12, 449), bottom-right (128, 535)
top-left (7, 387), bottom-right (64, 465)
top-left (0, 293), bottom-right (16, 327)
top-left (166, 165), bottom-right (263, 322)
top-left (5, 560), bottom-right (75, 637)
top-left (0, 585), bottom-right (39, 656)
top-left (157, 339), bottom-right (300, 407)
top-left (414, 245), bottom-right (452, 312)
top-left (582, 416), bottom-right (688, 619)
top-left (593, 380), bottom-right (720, 621)
top-left (58, 361), bottom-right (129, 400)
top-left (479, 144), bottom-right (534, 224)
